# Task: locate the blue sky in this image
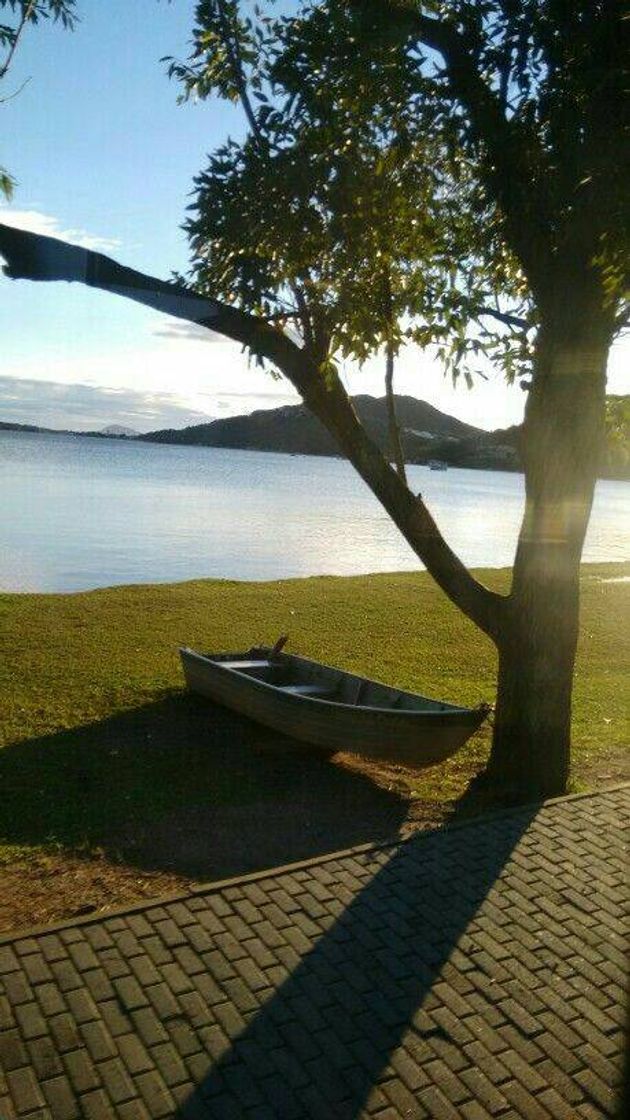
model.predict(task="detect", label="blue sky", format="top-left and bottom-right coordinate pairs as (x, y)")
top-left (0, 0), bottom-right (627, 432)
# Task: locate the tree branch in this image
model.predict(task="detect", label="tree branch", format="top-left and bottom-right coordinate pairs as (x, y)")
top-left (0, 222), bottom-right (505, 639)
top-left (354, 1), bottom-right (554, 297)
top-left (0, 0), bottom-right (36, 82)
top-left (0, 74), bottom-right (31, 103)
top-left (476, 305), bottom-right (529, 331)
top-left (215, 0), bottom-right (262, 144)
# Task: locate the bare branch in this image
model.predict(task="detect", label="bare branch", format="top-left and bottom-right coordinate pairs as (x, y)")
top-left (215, 0), bottom-right (262, 144)
top-left (476, 305), bottom-right (529, 331)
top-left (0, 0), bottom-right (36, 82)
top-left (0, 74), bottom-right (31, 103)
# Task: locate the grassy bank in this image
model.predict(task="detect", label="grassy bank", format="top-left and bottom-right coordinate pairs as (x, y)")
top-left (2, 562), bottom-right (628, 804)
top-left (0, 562), bottom-right (628, 928)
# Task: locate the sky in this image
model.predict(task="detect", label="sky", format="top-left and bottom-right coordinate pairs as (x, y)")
top-left (0, 0), bottom-right (628, 434)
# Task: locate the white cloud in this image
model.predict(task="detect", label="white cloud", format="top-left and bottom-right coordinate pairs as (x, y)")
top-left (0, 204), bottom-right (122, 253)
top-left (0, 375), bottom-right (210, 432)
top-left (0, 374), bottom-right (300, 432)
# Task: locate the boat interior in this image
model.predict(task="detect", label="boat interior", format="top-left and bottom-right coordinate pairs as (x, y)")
top-left (207, 649), bottom-right (458, 713)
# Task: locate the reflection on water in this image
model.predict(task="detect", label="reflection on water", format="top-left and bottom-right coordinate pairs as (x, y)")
top-left (1, 430), bottom-right (628, 593)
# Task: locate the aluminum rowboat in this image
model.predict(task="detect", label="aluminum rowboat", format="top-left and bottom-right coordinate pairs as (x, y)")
top-left (180, 644), bottom-right (488, 767)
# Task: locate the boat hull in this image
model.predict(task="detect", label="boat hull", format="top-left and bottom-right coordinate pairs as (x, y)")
top-left (180, 647), bottom-right (487, 767)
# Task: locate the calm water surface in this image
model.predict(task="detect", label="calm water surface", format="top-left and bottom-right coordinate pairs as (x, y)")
top-left (2, 430), bottom-right (628, 592)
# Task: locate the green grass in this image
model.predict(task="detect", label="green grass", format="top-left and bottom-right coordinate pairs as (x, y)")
top-left (1, 562), bottom-right (628, 859)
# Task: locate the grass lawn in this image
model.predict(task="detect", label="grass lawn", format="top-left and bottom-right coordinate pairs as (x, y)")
top-left (1, 561), bottom-right (628, 930)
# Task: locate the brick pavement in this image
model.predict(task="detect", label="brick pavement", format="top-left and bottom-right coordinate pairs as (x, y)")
top-left (0, 786), bottom-right (628, 1119)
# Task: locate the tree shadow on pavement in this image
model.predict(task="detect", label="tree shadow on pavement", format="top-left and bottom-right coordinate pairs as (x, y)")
top-left (174, 795), bottom-right (538, 1119)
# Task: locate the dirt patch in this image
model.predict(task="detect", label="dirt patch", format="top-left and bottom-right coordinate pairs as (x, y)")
top-left (575, 744), bottom-right (630, 789)
top-left (0, 849), bottom-right (191, 935)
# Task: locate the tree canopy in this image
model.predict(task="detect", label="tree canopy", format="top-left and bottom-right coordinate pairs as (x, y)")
top-left (168, 0), bottom-right (543, 387)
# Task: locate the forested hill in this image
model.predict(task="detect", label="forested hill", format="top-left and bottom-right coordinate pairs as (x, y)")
top-left (140, 394), bottom-right (490, 459)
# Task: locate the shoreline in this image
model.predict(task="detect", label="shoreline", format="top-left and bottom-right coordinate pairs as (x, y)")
top-left (2, 558), bottom-right (630, 599)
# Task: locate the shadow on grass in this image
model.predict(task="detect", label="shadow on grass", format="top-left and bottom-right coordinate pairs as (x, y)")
top-left (0, 693), bottom-right (407, 878)
top-left (174, 794), bottom-right (538, 1118)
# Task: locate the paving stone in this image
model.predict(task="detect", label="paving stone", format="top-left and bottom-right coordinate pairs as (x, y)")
top-left (98, 997), bottom-right (130, 1037)
top-left (0, 1028), bottom-right (28, 1071)
top-left (140, 935), bottom-right (173, 967)
top-left (21, 953), bottom-right (53, 986)
top-left (62, 1047), bottom-right (101, 1093)
top-left (144, 980), bottom-right (181, 1023)
top-left (38, 941), bottom-right (68, 969)
top-left (48, 1013), bottom-right (81, 1053)
top-left (127, 954), bottom-right (161, 988)
top-left (538, 1086), bottom-right (584, 1119)
top-left (82, 967), bottom-right (115, 1003)
top-left (5, 1067), bottom-right (45, 1113)
top-left (116, 1100), bottom-right (151, 1120)
top-left (80, 1088), bottom-right (114, 1120)
top-left (161, 961), bottom-right (194, 996)
top-left (67, 940), bottom-right (100, 973)
top-left (112, 929), bottom-right (143, 958)
top-left (154, 918), bottom-right (188, 948)
top-left (575, 1067), bottom-right (619, 1112)
top-left (41, 1075), bottom-right (81, 1120)
top-left (49, 959), bottom-right (83, 994)
top-left (83, 925), bottom-right (114, 952)
top-left (27, 1034), bottom-right (65, 1080)
top-left (0, 1094), bottom-right (17, 1120)
top-left (135, 1070), bottom-right (176, 1118)
top-left (168, 1017), bottom-right (205, 1059)
top-left (117, 1032), bottom-right (153, 1076)
top-left (179, 989), bottom-right (213, 1028)
top-left (2, 969), bottom-right (31, 1005)
top-left (126, 914), bottom-right (154, 939)
top-left (500, 1079), bottom-right (554, 1119)
top-left (150, 1042), bottom-right (189, 1088)
top-left (198, 1022), bottom-right (231, 1062)
top-left (64, 987), bottom-right (100, 1025)
top-left (417, 1083), bottom-right (463, 1119)
top-left (98, 1056), bottom-right (136, 1104)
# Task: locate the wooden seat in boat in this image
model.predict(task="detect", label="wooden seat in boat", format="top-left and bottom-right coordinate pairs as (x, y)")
top-left (222, 659), bottom-right (272, 670)
top-left (278, 683), bottom-right (334, 697)
top-left (221, 659), bottom-right (274, 680)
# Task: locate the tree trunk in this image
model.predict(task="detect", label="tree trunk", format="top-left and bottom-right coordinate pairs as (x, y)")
top-left (384, 341), bottom-right (407, 482)
top-left (486, 306), bottom-right (612, 800)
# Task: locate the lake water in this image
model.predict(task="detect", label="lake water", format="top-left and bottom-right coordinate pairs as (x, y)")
top-left (1, 430), bottom-right (628, 593)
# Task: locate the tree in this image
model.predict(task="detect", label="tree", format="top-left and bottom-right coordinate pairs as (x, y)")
top-left (166, 0), bottom-right (457, 482)
top-left (0, 0), bottom-right (627, 799)
top-left (1, 0), bottom-right (77, 197)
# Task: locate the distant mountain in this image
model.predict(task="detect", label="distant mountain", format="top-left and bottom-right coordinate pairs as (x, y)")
top-left (139, 394), bottom-right (525, 470)
top-left (100, 424), bottom-right (137, 437)
top-left (0, 420), bottom-right (52, 433)
top-left (0, 420), bottom-right (137, 440)
top-left (140, 394), bottom-right (486, 458)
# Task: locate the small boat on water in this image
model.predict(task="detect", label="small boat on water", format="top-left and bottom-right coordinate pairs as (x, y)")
top-left (180, 640), bottom-right (488, 767)
top-left (428, 459), bottom-right (448, 471)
